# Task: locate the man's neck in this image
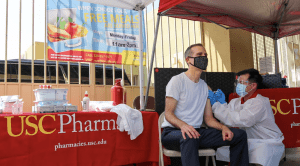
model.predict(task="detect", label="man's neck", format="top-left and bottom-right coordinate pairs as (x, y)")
top-left (243, 89), bottom-right (256, 102)
top-left (185, 68), bottom-right (202, 83)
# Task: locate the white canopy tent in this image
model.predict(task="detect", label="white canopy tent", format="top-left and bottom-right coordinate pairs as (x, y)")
top-left (77, 0), bottom-right (155, 110)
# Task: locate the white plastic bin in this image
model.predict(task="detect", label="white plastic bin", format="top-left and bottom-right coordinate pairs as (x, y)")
top-left (34, 89), bottom-right (56, 101)
top-left (34, 89), bottom-right (68, 101)
top-left (34, 100), bottom-right (68, 113)
top-left (56, 89), bottom-right (68, 100)
top-left (34, 100), bottom-right (68, 107)
top-left (66, 105), bottom-right (78, 112)
top-left (54, 106), bottom-right (66, 112)
top-left (37, 106), bottom-right (55, 113)
top-left (3, 102), bottom-right (14, 114)
top-left (12, 101), bottom-right (24, 114)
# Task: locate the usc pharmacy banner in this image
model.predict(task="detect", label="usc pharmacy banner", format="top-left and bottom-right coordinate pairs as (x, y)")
top-left (0, 112), bottom-right (159, 165)
top-left (229, 88), bottom-right (300, 148)
top-left (47, 0), bottom-right (146, 65)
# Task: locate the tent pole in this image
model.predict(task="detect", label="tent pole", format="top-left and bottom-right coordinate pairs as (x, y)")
top-left (273, 1), bottom-right (289, 74)
top-left (274, 39), bottom-right (280, 74)
top-left (139, 9), bottom-right (145, 110)
top-left (143, 14), bottom-right (161, 110)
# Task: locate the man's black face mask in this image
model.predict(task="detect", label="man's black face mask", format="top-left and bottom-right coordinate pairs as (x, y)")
top-left (188, 56), bottom-right (208, 70)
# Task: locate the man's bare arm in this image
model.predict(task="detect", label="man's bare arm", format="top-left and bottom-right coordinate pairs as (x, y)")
top-left (203, 99), bottom-right (225, 130)
top-left (204, 99), bottom-right (234, 141)
top-left (205, 86), bottom-right (234, 141)
top-left (205, 86), bottom-right (223, 129)
top-left (165, 97), bottom-right (200, 139)
top-left (165, 97), bottom-right (184, 128)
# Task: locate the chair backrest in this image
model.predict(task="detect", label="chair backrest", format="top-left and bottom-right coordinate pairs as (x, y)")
top-left (133, 96), bottom-right (155, 110)
top-left (159, 112), bottom-right (165, 129)
top-left (158, 111), bottom-right (165, 144)
top-left (261, 73), bottom-right (286, 88)
top-left (158, 112), bottom-right (165, 165)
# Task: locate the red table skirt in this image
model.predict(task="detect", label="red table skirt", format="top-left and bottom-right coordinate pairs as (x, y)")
top-left (0, 111), bottom-right (159, 166)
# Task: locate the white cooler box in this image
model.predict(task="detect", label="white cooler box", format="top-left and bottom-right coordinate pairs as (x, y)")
top-left (34, 89), bottom-right (68, 101)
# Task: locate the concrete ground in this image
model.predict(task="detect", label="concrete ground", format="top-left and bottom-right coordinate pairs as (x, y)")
top-left (279, 148), bottom-right (300, 166)
top-left (167, 148), bottom-right (300, 166)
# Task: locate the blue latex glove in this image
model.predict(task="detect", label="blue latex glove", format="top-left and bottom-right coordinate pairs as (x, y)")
top-left (208, 90), bottom-right (217, 105)
top-left (214, 89), bottom-right (226, 104)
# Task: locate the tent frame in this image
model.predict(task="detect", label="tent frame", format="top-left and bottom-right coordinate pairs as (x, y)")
top-left (143, 0), bottom-right (297, 110)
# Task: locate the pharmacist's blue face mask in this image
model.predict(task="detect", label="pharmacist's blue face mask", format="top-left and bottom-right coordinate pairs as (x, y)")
top-left (235, 83), bottom-right (253, 97)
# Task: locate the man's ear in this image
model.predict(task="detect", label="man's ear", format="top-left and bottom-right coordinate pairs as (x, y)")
top-left (185, 57), bottom-right (190, 65)
top-left (253, 82), bottom-right (258, 89)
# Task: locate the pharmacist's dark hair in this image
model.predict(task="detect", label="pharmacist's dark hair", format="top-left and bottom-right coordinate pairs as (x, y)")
top-left (237, 68), bottom-right (264, 89)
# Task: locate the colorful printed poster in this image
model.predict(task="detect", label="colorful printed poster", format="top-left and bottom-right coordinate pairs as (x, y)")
top-left (47, 0), bottom-right (146, 66)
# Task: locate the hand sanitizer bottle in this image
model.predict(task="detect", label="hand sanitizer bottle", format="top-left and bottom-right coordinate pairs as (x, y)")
top-left (82, 91), bottom-right (90, 112)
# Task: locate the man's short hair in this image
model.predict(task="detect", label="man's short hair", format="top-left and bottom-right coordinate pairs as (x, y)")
top-left (184, 43), bottom-right (204, 59)
top-left (237, 68), bottom-right (263, 89)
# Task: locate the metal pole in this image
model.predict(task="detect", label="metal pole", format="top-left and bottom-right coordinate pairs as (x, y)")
top-left (152, 2), bottom-right (157, 68)
top-left (4, 0), bottom-right (8, 83)
top-left (284, 37), bottom-right (291, 86)
top-left (274, 39), bottom-right (280, 73)
top-left (103, 64), bottom-right (106, 85)
top-left (18, 0), bottom-right (22, 83)
top-left (276, 39), bottom-right (282, 75)
top-left (160, 17), bottom-right (164, 68)
top-left (194, 21), bottom-right (196, 44)
top-left (68, 61), bottom-right (70, 84)
top-left (31, 0), bottom-right (35, 83)
top-left (144, 14), bottom-right (161, 110)
top-left (145, 7), bottom-right (149, 76)
top-left (168, 17), bottom-right (171, 67)
top-left (292, 40), bottom-right (297, 86)
top-left (138, 9), bottom-right (144, 110)
top-left (112, 64), bottom-right (115, 85)
top-left (44, 0), bottom-right (47, 84)
top-left (122, 64), bottom-right (124, 86)
top-left (79, 63), bottom-right (81, 84)
top-left (174, 19), bottom-right (178, 68)
top-left (130, 65), bottom-right (133, 86)
top-left (254, 34), bottom-right (259, 70)
top-left (181, 19), bottom-right (185, 68)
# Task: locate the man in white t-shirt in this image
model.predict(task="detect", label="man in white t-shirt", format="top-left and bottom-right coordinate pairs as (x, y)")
top-left (161, 43), bottom-right (249, 166)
